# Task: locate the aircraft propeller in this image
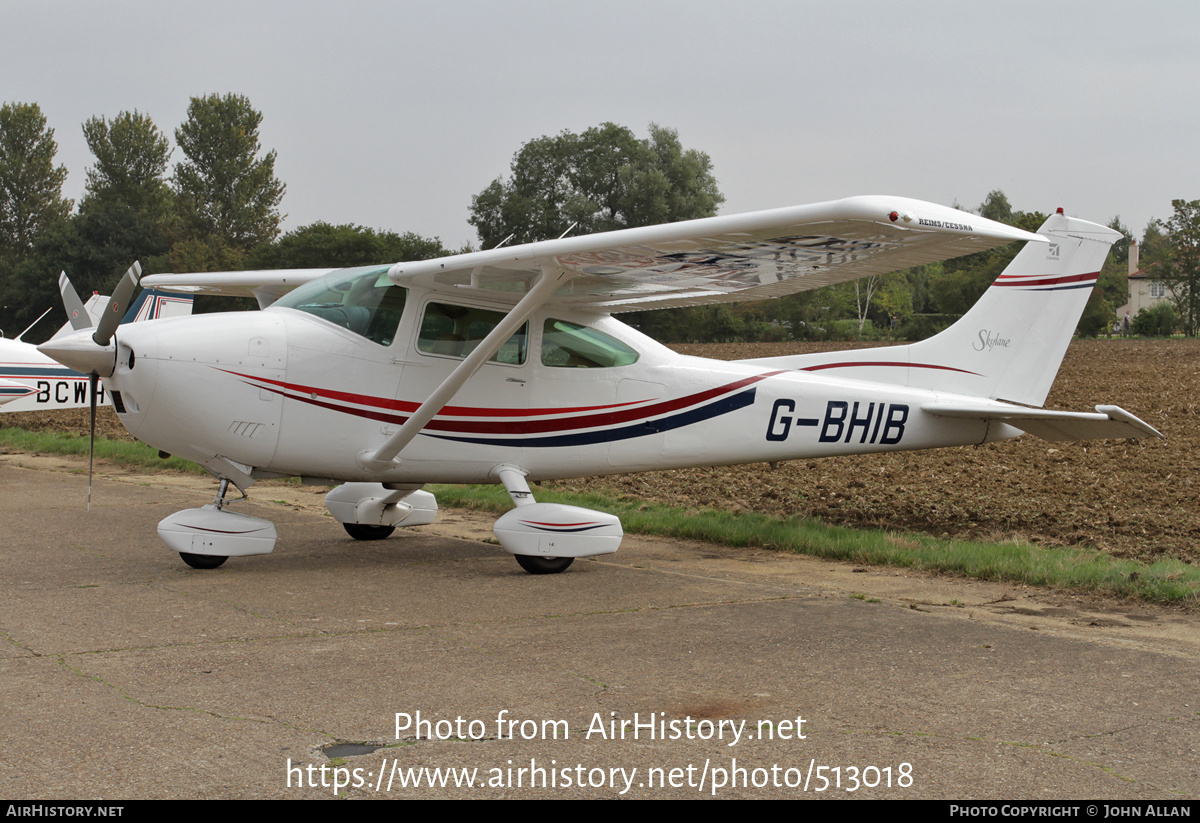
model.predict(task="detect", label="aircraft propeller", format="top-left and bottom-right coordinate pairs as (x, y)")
top-left (93, 262), bottom-right (141, 347)
top-left (44, 263), bottom-right (143, 510)
top-left (58, 271), bottom-right (90, 332)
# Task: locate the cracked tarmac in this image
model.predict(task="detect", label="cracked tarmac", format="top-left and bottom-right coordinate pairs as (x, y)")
top-left (1, 454), bottom-right (1198, 799)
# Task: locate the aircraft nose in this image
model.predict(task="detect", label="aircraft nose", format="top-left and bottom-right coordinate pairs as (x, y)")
top-left (38, 330), bottom-right (117, 377)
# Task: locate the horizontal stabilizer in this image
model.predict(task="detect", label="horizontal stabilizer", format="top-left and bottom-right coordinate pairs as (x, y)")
top-left (923, 402), bottom-right (1162, 441)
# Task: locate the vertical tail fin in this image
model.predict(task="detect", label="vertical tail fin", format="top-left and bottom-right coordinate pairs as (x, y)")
top-left (901, 211), bottom-right (1119, 405)
top-left (48, 286), bottom-right (194, 340)
top-left (120, 288), bottom-right (194, 323)
top-left (742, 211), bottom-right (1120, 407)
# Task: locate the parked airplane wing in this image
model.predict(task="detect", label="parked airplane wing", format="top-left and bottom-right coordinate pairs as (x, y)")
top-left (138, 197), bottom-right (1039, 313)
top-left (389, 195), bottom-right (1043, 311)
top-left (140, 269), bottom-right (336, 308)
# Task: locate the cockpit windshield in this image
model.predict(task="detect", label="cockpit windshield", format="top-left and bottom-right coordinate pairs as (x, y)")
top-left (271, 266), bottom-right (406, 346)
top-left (541, 319), bottom-right (639, 368)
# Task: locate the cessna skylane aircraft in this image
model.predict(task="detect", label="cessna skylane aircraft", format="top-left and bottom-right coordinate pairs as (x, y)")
top-left (1, 275), bottom-right (191, 412)
top-left (39, 196), bottom-right (1160, 573)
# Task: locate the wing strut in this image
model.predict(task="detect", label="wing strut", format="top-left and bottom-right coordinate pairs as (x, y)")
top-left (358, 261), bottom-right (570, 471)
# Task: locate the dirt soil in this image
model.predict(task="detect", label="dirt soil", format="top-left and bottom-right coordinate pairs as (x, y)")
top-left (5, 338), bottom-right (1197, 563)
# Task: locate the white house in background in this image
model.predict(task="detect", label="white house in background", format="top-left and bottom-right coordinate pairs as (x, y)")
top-left (1116, 241), bottom-right (1172, 321)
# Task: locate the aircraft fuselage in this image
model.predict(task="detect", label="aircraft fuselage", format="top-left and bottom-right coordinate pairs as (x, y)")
top-left (106, 291), bottom-right (1016, 487)
top-left (0, 337), bottom-right (102, 412)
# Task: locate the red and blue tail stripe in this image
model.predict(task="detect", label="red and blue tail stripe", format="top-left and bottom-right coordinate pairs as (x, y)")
top-left (992, 270), bottom-right (1100, 291)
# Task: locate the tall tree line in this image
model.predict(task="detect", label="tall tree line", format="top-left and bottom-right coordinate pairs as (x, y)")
top-left (0, 94), bottom-right (287, 336)
top-left (3, 101), bottom-right (1196, 342)
top-left (0, 94), bottom-right (455, 338)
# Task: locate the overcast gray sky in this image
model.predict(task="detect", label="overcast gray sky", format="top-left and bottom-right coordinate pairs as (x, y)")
top-left (4, 0), bottom-right (1197, 250)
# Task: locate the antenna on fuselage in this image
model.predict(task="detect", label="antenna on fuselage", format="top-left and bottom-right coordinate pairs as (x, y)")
top-left (556, 223), bottom-right (578, 240)
top-left (13, 306), bottom-right (53, 342)
top-left (491, 233), bottom-right (515, 250)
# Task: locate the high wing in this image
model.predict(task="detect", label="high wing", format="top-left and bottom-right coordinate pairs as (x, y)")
top-left (388, 196), bottom-right (1042, 310)
top-left (139, 269), bottom-right (336, 308)
top-left (140, 197), bottom-right (1040, 310)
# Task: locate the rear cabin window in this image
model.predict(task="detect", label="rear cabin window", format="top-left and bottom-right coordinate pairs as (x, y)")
top-left (417, 302), bottom-right (527, 365)
top-left (540, 319), bottom-right (639, 368)
top-left (271, 266), bottom-right (407, 346)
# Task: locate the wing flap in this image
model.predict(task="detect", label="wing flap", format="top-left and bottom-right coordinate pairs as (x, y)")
top-left (923, 402), bottom-right (1163, 441)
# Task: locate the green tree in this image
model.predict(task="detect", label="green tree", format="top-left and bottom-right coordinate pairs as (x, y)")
top-left (63, 110), bottom-right (177, 295)
top-left (1074, 218), bottom-right (1133, 338)
top-left (1158, 199), bottom-right (1200, 336)
top-left (472, 122), bottom-right (723, 342)
top-left (82, 110), bottom-right (172, 217)
top-left (1076, 290), bottom-right (1115, 338)
top-left (173, 93), bottom-right (285, 254)
top-left (873, 273), bottom-right (915, 334)
top-left (1141, 218), bottom-right (1170, 264)
top-left (1132, 302), bottom-right (1179, 337)
top-left (1106, 215), bottom-right (1133, 268)
top-left (469, 122), bottom-right (723, 248)
top-left (0, 102), bottom-right (72, 257)
top-left (246, 222), bottom-right (451, 269)
top-left (776, 290), bottom-right (833, 340)
top-left (977, 189), bottom-right (1013, 224)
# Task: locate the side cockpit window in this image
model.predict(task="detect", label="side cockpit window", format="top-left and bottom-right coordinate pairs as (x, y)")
top-left (272, 266), bottom-right (406, 346)
top-left (417, 302), bottom-right (528, 365)
top-left (541, 319), bottom-right (639, 368)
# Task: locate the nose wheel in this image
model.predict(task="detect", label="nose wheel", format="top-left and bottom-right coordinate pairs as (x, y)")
top-left (343, 523), bottom-right (396, 540)
top-left (180, 552), bottom-right (228, 569)
top-left (159, 477), bottom-right (276, 568)
top-left (514, 555), bottom-right (574, 575)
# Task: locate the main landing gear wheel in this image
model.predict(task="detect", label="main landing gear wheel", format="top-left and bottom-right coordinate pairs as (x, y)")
top-left (343, 523), bottom-right (396, 541)
top-left (179, 552), bottom-right (228, 569)
top-left (515, 555), bottom-right (574, 575)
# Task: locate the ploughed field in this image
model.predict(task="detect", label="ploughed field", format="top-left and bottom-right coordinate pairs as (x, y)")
top-left (7, 339), bottom-right (1197, 563)
top-left (548, 338), bottom-right (1197, 564)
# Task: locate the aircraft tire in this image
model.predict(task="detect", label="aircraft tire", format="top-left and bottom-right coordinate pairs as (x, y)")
top-left (343, 523), bottom-right (396, 541)
top-left (180, 552), bottom-right (228, 569)
top-left (515, 555), bottom-right (574, 575)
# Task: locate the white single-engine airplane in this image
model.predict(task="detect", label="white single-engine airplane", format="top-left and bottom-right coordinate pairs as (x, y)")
top-left (1, 275), bottom-right (191, 412)
top-left (40, 196), bottom-right (1160, 573)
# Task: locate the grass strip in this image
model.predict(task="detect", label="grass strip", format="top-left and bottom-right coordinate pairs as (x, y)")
top-left (0, 427), bottom-right (205, 474)
top-left (4, 428), bottom-right (1195, 605)
top-left (429, 483), bottom-right (1200, 606)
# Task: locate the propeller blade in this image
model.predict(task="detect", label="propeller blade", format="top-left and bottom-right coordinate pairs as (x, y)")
top-left (93, 261), bottom-right (141, 346)
top-left (58, 272), bottom-right (90, 332)
top-left (88, 372), bottom-right (97, 512)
